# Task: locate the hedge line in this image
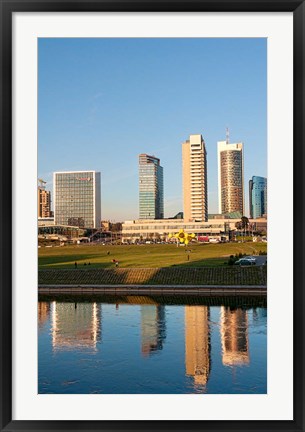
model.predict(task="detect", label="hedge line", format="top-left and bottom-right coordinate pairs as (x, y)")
top-left (38, 266), bottom-right (267, 286)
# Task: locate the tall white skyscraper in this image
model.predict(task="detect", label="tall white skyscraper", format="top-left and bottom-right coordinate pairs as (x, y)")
top-left (217, 139), bottom-right (244, 215)
top-left (182, 134), bottom-right (208, 222)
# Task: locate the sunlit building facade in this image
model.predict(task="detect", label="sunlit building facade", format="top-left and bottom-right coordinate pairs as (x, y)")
top-left (53, 171), bottom-right (101, 228)
top-left (38, 187), bottom-right (51, 218)
top-left (121, 217), bottom-right (267, 242)
top-left (182, 134), bottom-right (208, 222)
top-left (249, 176), bottom-right (267, 219)
top-left (217, 141), bottom-right (244, 215)
top-left (139, 154), bottom-right (164, 219)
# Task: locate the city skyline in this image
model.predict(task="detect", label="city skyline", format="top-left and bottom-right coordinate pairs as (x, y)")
top-left (42, 141), bottom-right (267, 225)
top-left (39, 38), bottom-right (267, 221)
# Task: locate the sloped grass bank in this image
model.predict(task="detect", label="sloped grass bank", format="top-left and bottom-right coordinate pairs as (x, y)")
top-left (38, 243), bottom-right (267, 269)
top-left (39, 266), bottom-right (267, 286)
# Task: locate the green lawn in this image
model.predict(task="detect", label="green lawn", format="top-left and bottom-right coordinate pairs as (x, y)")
top-left (38, 242), bottom-right (267, 269)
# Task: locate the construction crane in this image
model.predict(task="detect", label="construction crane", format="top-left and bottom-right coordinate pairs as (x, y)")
top-left (38, 178), bottom-right (47, 188)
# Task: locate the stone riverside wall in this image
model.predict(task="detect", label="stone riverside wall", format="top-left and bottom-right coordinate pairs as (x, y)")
top-left (38, 266), bottom-right (267, 286)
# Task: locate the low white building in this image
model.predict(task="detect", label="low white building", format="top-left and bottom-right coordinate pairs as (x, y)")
top-left (121, 218), bottom-right (267, 243)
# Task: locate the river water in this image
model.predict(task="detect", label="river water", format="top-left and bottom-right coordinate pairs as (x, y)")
top-left (38, 295), bottom-right (267, 394)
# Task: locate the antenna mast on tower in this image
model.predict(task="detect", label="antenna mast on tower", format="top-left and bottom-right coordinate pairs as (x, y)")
top-left (226, 127), bottom-right (230, 144)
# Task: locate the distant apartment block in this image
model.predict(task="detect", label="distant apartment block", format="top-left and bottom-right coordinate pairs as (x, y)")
top-left (217, 139), bottom-right (244, 215)
top-left (38, 182), bottom-right (51, 218)
top-left (53, 171), bottom-right (101, 228)
top-left (249, 176), bottom-right (267, 218)
top-left (182, 134), bottom-right (208, 222)
top-left (139, 154), bottom-right (164, 219)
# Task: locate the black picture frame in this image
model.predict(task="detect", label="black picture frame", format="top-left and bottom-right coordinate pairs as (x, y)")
top-left (1, 1), bottom-right (304, 431)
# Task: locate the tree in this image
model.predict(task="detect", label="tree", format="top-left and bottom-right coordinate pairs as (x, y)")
top-left (235, 217), bottom-right (250, 240)
top-left (235, 221), bottom-right (242, 231)
top-left (241, 216), bottom-right (250, 235)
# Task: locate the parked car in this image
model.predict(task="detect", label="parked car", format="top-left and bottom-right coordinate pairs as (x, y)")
top-left (244, 256), bottom-right (256, 263)
top-left (234, 258), bottom-right (256, 266)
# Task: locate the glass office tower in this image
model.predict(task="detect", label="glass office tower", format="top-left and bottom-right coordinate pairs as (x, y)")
top-left (249, 176), bottom-right (267, 218)
top-left (139, 154), bottom-right (164, 219)
top-left (53, 171), bottom-right (101, 228)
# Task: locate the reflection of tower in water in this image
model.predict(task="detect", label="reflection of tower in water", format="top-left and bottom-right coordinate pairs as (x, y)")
top-left (51, 302), bottom-right (101, 351)
top-left (220, 307), bottom-right (250, 366)
top-left (38, 302), bottom-right (51, 329)
top-left (185, 306), bottom-right (211, 386)
top-left (141, 306), bottom-right (166, 356)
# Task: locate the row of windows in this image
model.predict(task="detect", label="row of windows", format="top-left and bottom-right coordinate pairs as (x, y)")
top-left (123, 224), bottom-right (223, 230)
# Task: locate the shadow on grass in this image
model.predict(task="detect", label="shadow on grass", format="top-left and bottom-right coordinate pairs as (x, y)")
top-left (39, 253), bottom-right (116, 269)
top-left (38, 257), bottom-right (267, 286)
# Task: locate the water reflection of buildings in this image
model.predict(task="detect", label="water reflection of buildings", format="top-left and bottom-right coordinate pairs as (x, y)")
top-left (220, 307), bottom-right (249, 366)
top-left (38, 302), bottom-right (51, 329)
top-left (51, 302), bottom-right (101, 351)
top-left (185, 306), bottom-right (211, 386)
top-left (141, 306), bottom-right (166, 356)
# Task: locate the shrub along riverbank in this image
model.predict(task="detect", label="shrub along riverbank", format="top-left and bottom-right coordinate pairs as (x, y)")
top-left (38, 266), bottom-right (267, 286)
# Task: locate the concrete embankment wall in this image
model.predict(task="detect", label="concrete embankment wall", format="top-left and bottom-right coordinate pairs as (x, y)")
top-left (39, 266), bottom-right (267, 287)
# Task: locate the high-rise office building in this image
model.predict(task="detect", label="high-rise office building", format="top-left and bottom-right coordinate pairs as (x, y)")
top-left (139, 154), bottom-right (164, 219)
top-left (53, 171), bottom-right (101, 228)
top-left (38, 183), bottom-right (51, 218)
top-left (249, 176), bottom-right (267, 218)
top-left (182, 134), bottom-right (208, 222)
top-left (217, 139), bottom-right (244, 215)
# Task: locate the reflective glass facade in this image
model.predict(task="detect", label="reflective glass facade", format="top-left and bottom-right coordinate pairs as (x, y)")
top-left (139, 154), bottom-right (164, 219)
top-left (249, 176), bottom-right (267, 218)
top-left (54, 171), bottom-right (101, 228)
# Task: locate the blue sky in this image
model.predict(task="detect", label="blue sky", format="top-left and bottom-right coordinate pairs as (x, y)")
top-left (38, 38), bottom-right (267, 221)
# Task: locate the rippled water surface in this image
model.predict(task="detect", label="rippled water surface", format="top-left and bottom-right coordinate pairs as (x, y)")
top-left (38, 296), bottom-right (267, 394)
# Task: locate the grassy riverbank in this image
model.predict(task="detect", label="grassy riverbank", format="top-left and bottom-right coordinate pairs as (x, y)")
top-left (38, 242), bottom-right (267, 269)
top-left (39, 266), bottom-right (267, 286)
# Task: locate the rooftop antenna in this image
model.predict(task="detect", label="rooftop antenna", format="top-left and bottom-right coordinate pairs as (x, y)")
top-left (226, 127), bottom-right (230, 144)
